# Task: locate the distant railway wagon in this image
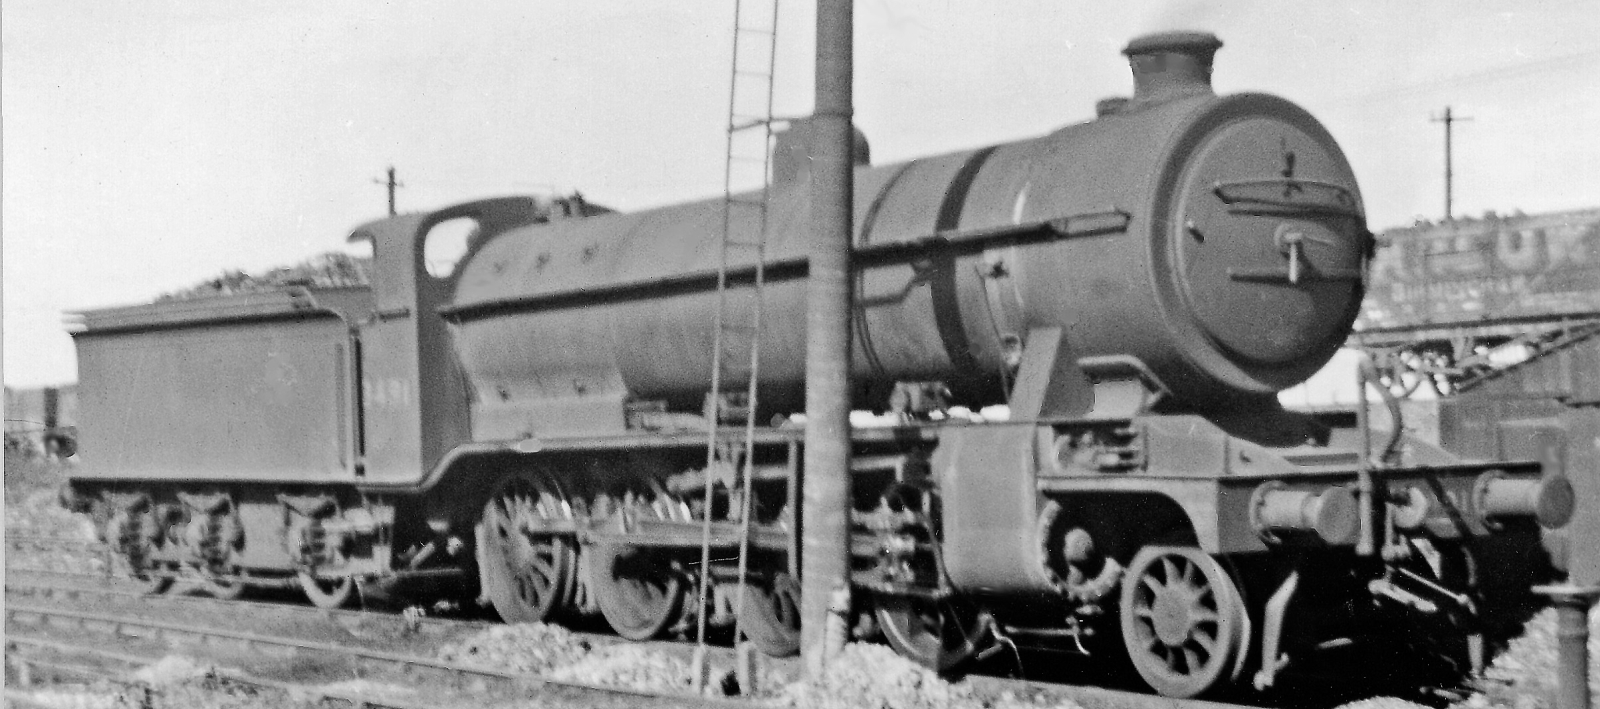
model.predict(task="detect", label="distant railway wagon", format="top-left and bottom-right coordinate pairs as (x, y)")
top-left (1361, 208), bottom-right (1600, 333)
top-left (60, 33), bottom-right (1578, 699)
top-left (1353, 208), bottom-right (1600, 396)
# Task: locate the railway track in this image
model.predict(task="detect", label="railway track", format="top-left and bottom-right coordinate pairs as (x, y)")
top-left (4, 587), bottom-right (747, 708)
top-left (5, 567), bottom-right (491, 642)
top-left (5, 534), bottom-right (755, 706)
top-left (5, 532), bottom-right (1280, 709)
top-left (6, 533), bottom-right (104, 550)
top-left (6, 635), bottom-right (442, 709)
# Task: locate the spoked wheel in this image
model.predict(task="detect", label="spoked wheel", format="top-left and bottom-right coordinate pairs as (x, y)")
top-left (203, 566), bottom-right (248, 600)
top-left (298, 571), bottom-right (357, 609)
top-left (875, 595), bottom-right (989, 672)
top-left (133, 562), bottom-right (177, 595)
top-left (588, 542), bottom-right (685, 641)
top-left (738, 573), bottom-right (801, 657)
top-left (1119, 546), bottom-right (1247, 698)
top-left (478, 477), bottom-right (577, 623)
top-left (107, 510), bottom-right (173, 595)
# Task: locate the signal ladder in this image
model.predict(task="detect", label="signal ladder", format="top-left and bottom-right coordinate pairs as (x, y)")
top-left (693, 0), bottom-right (783, 684)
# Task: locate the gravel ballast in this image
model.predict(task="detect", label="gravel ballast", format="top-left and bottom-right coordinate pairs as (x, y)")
top-left (436, 623), bottom-right (597, 676)
top-left (1452, 606), bottom-right (1600, 709)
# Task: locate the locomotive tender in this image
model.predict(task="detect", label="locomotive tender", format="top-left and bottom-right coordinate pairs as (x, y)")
top-left (63, 32), bottom-right (1576, 698)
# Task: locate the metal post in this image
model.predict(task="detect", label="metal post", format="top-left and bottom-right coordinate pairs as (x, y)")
top-left (800, 0), bottom-right (854, 681)
top-left (1532, 583), bottom-right (1600, 709)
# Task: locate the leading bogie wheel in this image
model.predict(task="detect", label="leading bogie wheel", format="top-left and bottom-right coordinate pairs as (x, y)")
top-left (875, 595), bottom-right (989, 672)
top-left (1119, 546), bottom-right (1248, 698)
top-left (477, 477), bottom-right (577, 623)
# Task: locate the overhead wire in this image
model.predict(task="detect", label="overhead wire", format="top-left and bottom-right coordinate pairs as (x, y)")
top-left (1325, 49), bottom-right (1600, 107)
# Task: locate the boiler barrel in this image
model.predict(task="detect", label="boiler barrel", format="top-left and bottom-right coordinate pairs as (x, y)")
top-left (447, 38), bottom-right (1366, 431)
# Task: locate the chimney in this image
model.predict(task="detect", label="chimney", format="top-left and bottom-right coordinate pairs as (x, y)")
top-left (1121, 31), bottom-right (1222, 106)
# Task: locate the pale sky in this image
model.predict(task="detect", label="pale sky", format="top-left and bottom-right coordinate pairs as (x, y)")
top-left (4, 1), bottom-right (1597, 387)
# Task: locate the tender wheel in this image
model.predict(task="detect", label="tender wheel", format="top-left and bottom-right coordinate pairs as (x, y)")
top-left (107, 509), bottom-right (173, 595)
top-left (298, 572), bottom-right (357, 609)
top-left (588, 542), bottom-right (685, 641)
top-left (134, 562), bottom-right (177, 595)
top-left (875, 595), bottom-right (988, 672)
top-left (478, 477), bottom-right (576, 623)
top-left (1119, 546), bottom-right (1247, 698)
top-left (739, 573), bottom-right (801, 657)
top-left (202, 567), bottom-right (248, 600)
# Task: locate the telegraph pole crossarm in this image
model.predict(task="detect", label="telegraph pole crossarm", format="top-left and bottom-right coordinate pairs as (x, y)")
top-left (373, 166), bottom-right (404, 216)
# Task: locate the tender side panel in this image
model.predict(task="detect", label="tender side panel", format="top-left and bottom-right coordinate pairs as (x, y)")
top-left (74, 317), bottom-right (352, 482)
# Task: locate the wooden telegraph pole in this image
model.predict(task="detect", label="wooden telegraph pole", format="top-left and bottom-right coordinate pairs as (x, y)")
top-left (1432, 107), bottom-right (1471, 221)
top-left (801, 0), bottom-right (854, 680)
top-left (374, 166), bottom-right (403, 216)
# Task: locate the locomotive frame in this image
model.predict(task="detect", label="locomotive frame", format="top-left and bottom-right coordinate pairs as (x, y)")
top-left (62, 32), bottom-right (1578, 699)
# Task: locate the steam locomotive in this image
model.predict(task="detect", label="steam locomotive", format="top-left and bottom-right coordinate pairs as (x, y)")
top-left (62, 32), bottom-right (1576, 698)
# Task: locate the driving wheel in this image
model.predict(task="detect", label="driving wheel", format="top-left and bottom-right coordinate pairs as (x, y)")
top-left (875, 595), bottom-right (988, 671)
top-left (588, 541), bottom-right (685, 641)
top-left (1119, 546), bottom-right (1247, 698)
top-left (738, 573), bottom-right (801, 657)
top-left (478, 476), bottom-right (576, 623)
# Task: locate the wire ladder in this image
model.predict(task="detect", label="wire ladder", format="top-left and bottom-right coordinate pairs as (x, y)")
top-left (693, 0), bottom-right (783, 682)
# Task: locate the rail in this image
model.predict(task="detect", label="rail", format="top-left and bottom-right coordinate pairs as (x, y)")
top-left (4, 600), bottom-right (750, 708)
top-left (4, 568), bottom-right (485, 638)
top-left (6, 635), bottom-right (432, 709)
top-left (5, 528), bottom-right (1385, 708)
